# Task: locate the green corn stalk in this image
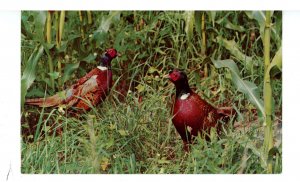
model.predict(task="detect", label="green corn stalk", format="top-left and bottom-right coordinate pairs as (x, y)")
top-left (201, 12), bottom-right (206, 56)
top-left (201, 12), bottom-right (209, 78)
top-left (59, 11), bottom-right (65, 47)
top-left (78, 11), bottom-right (85, 39)
top-left (56, 11), bottom-right (65, 90)
top-left (55, 11), bottom-right (60, 47)
top-left (46, 11), bottom-right (55, 89)
top-left (87, 11), bottom-right (93, 24)
top-left (263, 11), bottom-right (273, 174)
top-left (46, 11), bottom-right (52, 44)
top-left (54, 11), bottom-right (61, 91)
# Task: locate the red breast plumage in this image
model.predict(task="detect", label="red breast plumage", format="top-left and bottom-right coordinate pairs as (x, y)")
top-left (166, 69), bottom-right (235, 151)
top-left (25, 48), bottom-right (119, 112)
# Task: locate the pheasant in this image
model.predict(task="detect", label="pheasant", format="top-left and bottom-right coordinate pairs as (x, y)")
top-left (25, 48), bottom-right (119, 112)
top-left (165, 69), bottom-right (235, 151)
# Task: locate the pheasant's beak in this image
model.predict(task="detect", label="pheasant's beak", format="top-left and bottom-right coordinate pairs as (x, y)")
top-left (117, 53), bottom-right (122, 57)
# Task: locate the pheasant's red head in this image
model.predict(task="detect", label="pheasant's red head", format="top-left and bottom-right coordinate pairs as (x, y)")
top-left (167, 69), bottom-right (187, 83)
top-left (166, 69), bottom-right (191, 98)
top-left (105, 48), bottom-right (118, 58)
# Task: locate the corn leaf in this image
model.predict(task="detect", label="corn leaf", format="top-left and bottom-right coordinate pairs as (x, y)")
top-left (216, 36), bottom-right (253, 71)
top-left (272, 13), bottom-right (282, 48)
top-left (184, 11), bottom-right (195, 43)
top-left (208, 11), bottom-right (216, 27)
top-left (21, 14), bottom-right (33, 39)
top-left (194, 11), bottom-right (202, 33)
top-left (21, 46), bottom-right (44, 89)
top-left (245, 11), bottom-right (266, 39)
top-left (224, 21), bottom-right (246, 32)
top-left (267, 46), bottom-right (282, 78)
top-left (33, 11), bottom-right (47, 43)
top-left (269, 46), bottom-right (282, 71)
top-left (62, 62), bottom-right (80, 83)
top-left (215, 16), bottom-right (245, 32)
top-left (96, 11), bottom-right (121, 33)
top-left (21, 45), bottom-right (45, 109)
top-left (213, 59), bottom-right (265, 118)
top-left (93, 11), bottom-right (121, 46)
top-left (82, 53), bottom-right (97, 63)
top-left (245, 11), bottom-right (277, 46)
top-left (47, 72), bottom-right (60, 80)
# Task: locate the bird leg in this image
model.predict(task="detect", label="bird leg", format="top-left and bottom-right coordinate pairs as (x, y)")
top-left (183, 141), bottom-right (191, 152)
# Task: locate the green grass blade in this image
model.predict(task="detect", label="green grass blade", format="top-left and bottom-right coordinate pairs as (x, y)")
top-left (34, 108), bottom-right (57, 142)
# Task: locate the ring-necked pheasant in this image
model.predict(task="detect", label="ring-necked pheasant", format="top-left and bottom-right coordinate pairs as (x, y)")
top-left (25, 48), bottom-right (119, 112)
top-left (165, 69), bottom-right (235, 151)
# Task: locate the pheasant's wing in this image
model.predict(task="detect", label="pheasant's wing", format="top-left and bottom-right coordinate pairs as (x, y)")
top-left (72, 68), bottom-right (100, 89)
top-left (72, 90), bottom-right (103, 111)
top-left (64, 75), bottom-right (99, 108)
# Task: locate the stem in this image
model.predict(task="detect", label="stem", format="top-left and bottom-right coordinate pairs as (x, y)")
top-left (46, 11), bottom-right (52, 44)
top-left (46, 11), bottom-right (54, 89)
top-left (204, 64), bottom-right (208, 78)
top-left (263, 10), bottom-right (273, 174)
top-left (54, 11), bottom-right (60, 91)
top-left (201, 12), bottom-right (208, 78)
top-left (58, 57), bottom-right (62, 90)
top-left (78, 11), bottom-right (85, 39)
top-left (185, 11), bottom-right (194, 51)
top-left (87, 116), bottom-right (99, 173)
top-left (58, 11), bottom-right (65, 90)
top-left (59, 11), bottom-right (65, 46)
top-left (55, 11), bottom-right (59, 48)
top-left (54, 11), bottom-right (65, 48)
top-left (201, 12), bottom-right (206, 56)
top-left (134, 11), bottom-right (137, 24)
top-left (87, 11), bottom-right (92, 24)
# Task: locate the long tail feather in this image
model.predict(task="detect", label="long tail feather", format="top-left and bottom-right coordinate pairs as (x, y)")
top-left (25, 94), bottom-right (64, 107)
top-left (217, 107), bottom-right (236, 117)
